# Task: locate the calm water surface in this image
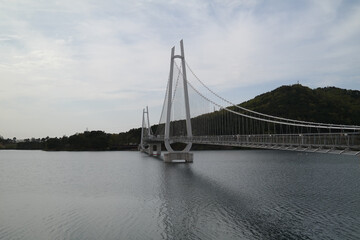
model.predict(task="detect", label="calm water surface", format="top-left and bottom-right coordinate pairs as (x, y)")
top-left (0, 150), bottom-right (359, 240)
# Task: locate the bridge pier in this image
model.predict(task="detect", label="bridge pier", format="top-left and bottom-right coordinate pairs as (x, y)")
top-left (148, 143), bottom-right (161, 156)
top-left (164, 152), bottom-right (193, 163)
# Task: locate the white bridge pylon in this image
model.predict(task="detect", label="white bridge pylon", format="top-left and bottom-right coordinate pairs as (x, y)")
top-left (164, 40), bottom-right (192, 153)
top-left (139, 106), bottom-right (162, 156)
top-left (140, 106), bottom-right (151, 150)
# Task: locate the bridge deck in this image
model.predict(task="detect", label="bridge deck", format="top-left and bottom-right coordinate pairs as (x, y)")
top-left (144, 133), bottom-right (360, 156)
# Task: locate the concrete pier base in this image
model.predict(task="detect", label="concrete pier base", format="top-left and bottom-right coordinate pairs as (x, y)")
top-left (164, 152), bottom-right (193, 163)
top-left (148, 143), bottom-right (161, 156)
top-left (139, 143), bottom-right (161, 156)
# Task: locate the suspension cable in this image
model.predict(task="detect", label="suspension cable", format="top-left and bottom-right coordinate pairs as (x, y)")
top-left (186, 79), bottom-right (360, 130)
top-left (185, 61), bottom-right (360, 129)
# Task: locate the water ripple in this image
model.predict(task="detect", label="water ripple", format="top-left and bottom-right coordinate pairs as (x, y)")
top-left (0, 150), bottom-right (359, 239)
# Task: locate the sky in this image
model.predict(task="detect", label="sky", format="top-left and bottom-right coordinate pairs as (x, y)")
top-left (1, 0), bottom-right (360, 139)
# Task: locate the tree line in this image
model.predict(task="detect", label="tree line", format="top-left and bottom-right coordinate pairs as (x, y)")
top-left (0, 129), bottom-right (141, 151)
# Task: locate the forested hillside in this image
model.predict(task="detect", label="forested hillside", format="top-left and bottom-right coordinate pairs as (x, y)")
top-left (240, 84), bottom-right (360, 125)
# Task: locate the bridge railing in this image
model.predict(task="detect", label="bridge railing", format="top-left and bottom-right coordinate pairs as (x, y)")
top-left (145, 132), bottom-right (360, 151)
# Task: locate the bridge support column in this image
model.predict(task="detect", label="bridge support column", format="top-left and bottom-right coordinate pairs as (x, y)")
top-left (164, 152), bottom-right (193, 163)
top-left (148, 146), bottom-right (153, 155)
top-left (148, 143), bottom-right (161, 156)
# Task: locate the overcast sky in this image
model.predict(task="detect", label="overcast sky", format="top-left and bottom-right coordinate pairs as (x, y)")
top-left (1, 0), bottom-right (359, 139)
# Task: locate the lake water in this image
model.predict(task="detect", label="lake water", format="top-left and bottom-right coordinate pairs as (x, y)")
top-left (0, 150), bottom-right (359, 240)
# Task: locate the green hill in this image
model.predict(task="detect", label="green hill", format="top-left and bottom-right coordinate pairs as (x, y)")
top-left (240, 84), bottom-right (360, 125)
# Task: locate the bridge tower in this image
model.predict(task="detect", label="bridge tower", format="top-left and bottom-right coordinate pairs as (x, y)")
top-left (139, 106), bottom-right (161, 156)
top-left (164, 40), bottom-right (193, 162)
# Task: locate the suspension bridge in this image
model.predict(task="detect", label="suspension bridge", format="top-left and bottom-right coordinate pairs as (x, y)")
top-left (139, 40), bottom-right (360, 162)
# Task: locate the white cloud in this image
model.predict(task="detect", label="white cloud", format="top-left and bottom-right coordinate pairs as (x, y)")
top-left (184, 0), bottom-right (360, 89)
